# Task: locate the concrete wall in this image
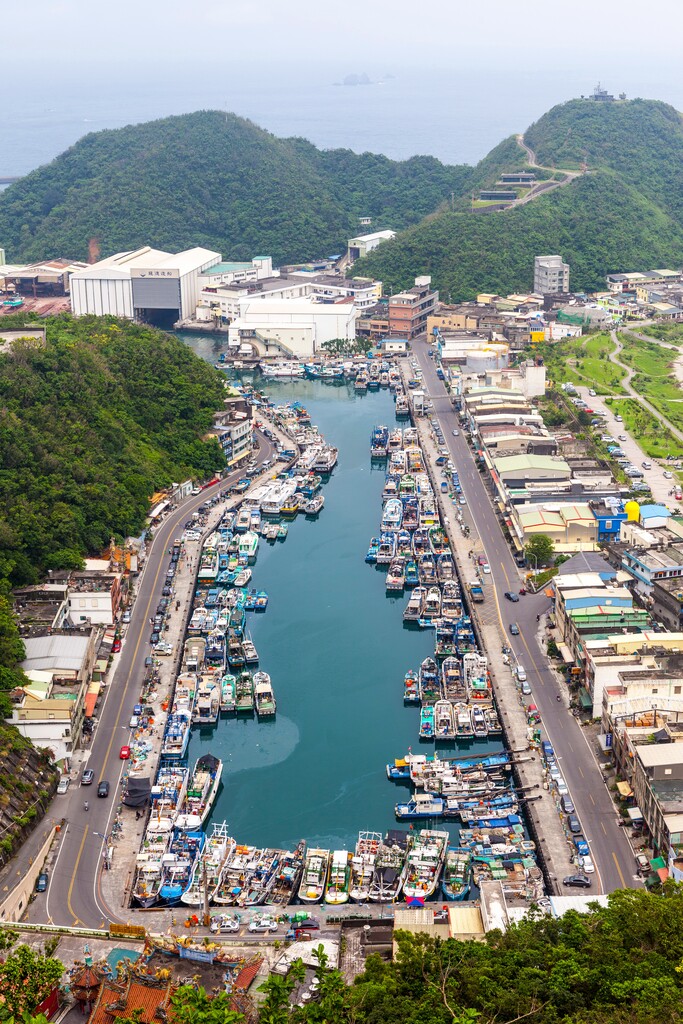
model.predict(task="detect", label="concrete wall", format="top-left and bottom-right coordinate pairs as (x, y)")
top-left (0, 826), bottom-right (56, 923)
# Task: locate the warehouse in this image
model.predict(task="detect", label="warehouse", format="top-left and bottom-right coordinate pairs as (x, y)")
top-left (70, 246), bottom-right (221, 326)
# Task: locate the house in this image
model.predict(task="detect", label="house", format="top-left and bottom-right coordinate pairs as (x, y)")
top-left (388, 277), bottom-right (439, 339)
top-left (512, 503), bottom-right (598, 553)
top-left (67, 571), bottom-right (122, 625)
top-left (652, 577), bottom-right (683, 632)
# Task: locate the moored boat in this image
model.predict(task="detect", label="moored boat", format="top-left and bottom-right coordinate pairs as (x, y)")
top-left (402, 829), bottom-right (449, 901)
top-left (442, 847), bottom-right (472, 900)
top-left (298, 848), bottom-right (330, 903)
top-left (220, 673), bottom-right (237, 712)
top-left (434, 700), bottom-right (456, 740)
top-left (174, 754), bottom-right (223, 831)
top-left (325, 849), bottom-right (352, 905)
top-left (403, 669), bottom-right (419, 704)
top-left (254, 670), bottom-right (277, 716)
top-left (369, 830), bottom-right (410, 902)
top-left (236, 671), bottom-right (255, 713)
top-left (349, 831), bottom-right (382, 903)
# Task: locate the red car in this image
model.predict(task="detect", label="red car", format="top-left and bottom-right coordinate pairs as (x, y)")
top-left (112, 639), bottom-right (121, 653)
top-left (119, 745), bottom-right (131, 760)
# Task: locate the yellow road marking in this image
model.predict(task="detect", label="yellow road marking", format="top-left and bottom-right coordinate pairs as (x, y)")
top-left (612, 851), bottom-right (626, 887)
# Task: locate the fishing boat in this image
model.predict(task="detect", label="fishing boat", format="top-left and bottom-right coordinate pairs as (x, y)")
top-left (422, 585), bottom-right (441, 620)
top-left (404, 558), bottom-right (419, 587)
top-left (131, 819), bottom-right (174, 907)
top-left (412, 528), bottom-right (430, 555)
top-left (158, 830), bottom-right (205, 905)
top-left (349, 831), bottom-right (382, 903)
top-left (402, 829), bottom-right (449, 901)
top-left (161, 709), bottom-right (192, 761)
top-left (402, 496), bottom-right (419, 531)
top-left (365, 537), bottom-right (380, 563)
top-left (233, 567), bottom-right (252, 588)
top-left (235, 507), bottom-right (251, 533)
top-left (434, 623), bottom-right (457, 659)
top-left (381, 498), bottom-right (403, 532)
top-left (387, 428), bottom-right (402, 451)
top-left (355, 372), bottom-right (368, 392)
top-left (180, 822), bottom-right (235, 906)
top-left (383, 474), bottom-right (400, 500)
top-left (175, 754), bottom-right (223, 831)
top-left (437, 552), bottom-right (456, 582)
top-left (370, 425), bottom-right (389, 459)
top-left (150, 766), bottom-right (189, 819)
top-left (369, 830), bottom-right (410, 902)
top-left (313, 447), bottom-right (338, 473)
top-left (396, 529), bottom-right (412, 557)
top-left (403, 585), bottom-right (426, 622)
top-left (455, 704), bottom-right (475, 738)
top-left (205, 629), bottom-right (226, 667)
top-left (192, 674), bottom-right (221, 726)
top-left (418, 553), bottom-right (437, 586)
top-left (254, 671), bottom-right (277, 716)
top-left (236, 671), bottom-right (255, 713)
top-left (298, 848), bottom-right (330, 903)
top-left (442, 657), bottom-right (466, 702)
top-left (444, 851), bottom-right (473, 902)
top-left (429, 526), bottom-right (448, 556)
top-left (419, 656), bottom-right (441, 702)
top-left (255, 591), bottom-right (269, 611)
top-left (472, 706), bottom-right (489, 739)
top-left (403, 669), bottom-right (420, 704)
top-left (434, 700), bottom-right (456, 740)
top-left (395, 792), bottom-right (445, 820)
top-left (386, 556), bottom-right (406, 591)
top-left (376, 532), bottom-right (397, 565)
top-left (229, 849), bottom-right (285, 907)
top-left (325, 850), bottom-right (352, 905)
top-left (220, 673), bottom-right (237, 712)
top-left (484, 707), bottom-right (503, 736)
top-left (238, 531), bottom-right (259, 562)
top-left (304, 494), bottom-right (324, 516)
top-left (419, 704), bottom-right (435, 740)
top-left (277, 523), bottom-right (288, 540)
top-left (227, 636), bottom-right (246, 668)
top-left (266, 841), bottom-right (307, 905)
top-left (441, 581), bottom-right (462, 620)
top-left (242, 638), bottom-right (259, 664)
top-left (213, 844), bottom-right (261, 905)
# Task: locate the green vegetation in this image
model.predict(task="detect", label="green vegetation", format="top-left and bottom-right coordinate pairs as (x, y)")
top-left (0, 111), bottom-right (470, 265)
top-left (537, 333), bottom-right (626, 394)
top-left (616, 332), bottom-right (683, 436)
top-left (620, 331), bottom-right (677, 377)
top-left (354, 98), bottom-right (683, 299)
top-left (525, 533), bottom-right (555, 567)
top-left (643, 322), bottom-right (683, 343)
top-left (0, 933), bottom-right (63, 1021)
top-left (0, 314), bottom-right (225, 585)
top-left (610, 398), bottom-right (683, 460)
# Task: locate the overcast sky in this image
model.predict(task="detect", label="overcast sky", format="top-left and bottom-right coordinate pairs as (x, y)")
top-left (2, 0), bottom-right (682, 174)
top-left (7, 0), bottom-right (683, 74)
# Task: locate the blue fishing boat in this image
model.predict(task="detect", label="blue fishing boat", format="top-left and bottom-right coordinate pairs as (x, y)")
top-left (404, 559), bottom-right (419, 587)
top-left (395, 793), bottom-right (445, 820)
top-left (370, 425), bottom-right (389, 459)
top-left (419, 704), bottom-right (435, 740)
top-left (365, 537), bottom-right (380, 563)
top-left (467, 814), bottom-right (522, 830)
top-left (158, 830), bottom-right (206, 905)
top-left (442, 848), bottom-right (471, 900)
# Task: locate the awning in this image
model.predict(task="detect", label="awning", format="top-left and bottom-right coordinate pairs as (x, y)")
top-left (616, 780), bottom-right (633, 798)
top-left (122, 776), bottom-right (151, 807)
top-left (627, 806), bottom-right (643, 822)
top-left (545, 587), bottom-right (555, 598)
top-left (558, 643), bottom-right (574, 664)
top-left (149, 500), bottom-right (169, 519)
top-left (578, 687), bottom-right (593, 710)
top-left (84, 692), bottom-right (97, 717)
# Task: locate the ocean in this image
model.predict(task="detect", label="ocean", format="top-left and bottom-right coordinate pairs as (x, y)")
top-left (2, 63), bottom-right (682, 179)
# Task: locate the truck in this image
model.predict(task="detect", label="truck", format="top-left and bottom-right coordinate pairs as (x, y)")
top-left (468, 580), bottom-right (484, 603)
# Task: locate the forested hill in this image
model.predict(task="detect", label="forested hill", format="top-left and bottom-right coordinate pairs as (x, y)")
top-left (353, 97), bottom-right (683, 299)
top-left (0, 111), bottom-right (470, 264)
top-left (0, 315), bottom-right (225, 586)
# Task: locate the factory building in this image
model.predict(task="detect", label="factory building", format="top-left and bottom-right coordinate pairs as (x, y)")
top-left (70, 246), bottom-right (221, 326)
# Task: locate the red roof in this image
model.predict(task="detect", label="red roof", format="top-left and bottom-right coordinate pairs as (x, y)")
top-left (90, 980), bottom-right (173, 1024)
top-left (233, 959), bottom-right (262, 992)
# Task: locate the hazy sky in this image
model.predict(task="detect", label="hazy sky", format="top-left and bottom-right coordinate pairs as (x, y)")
top-left (2, 0), bottom-right (682, 174)
top-left (6, 0), bottom-right (683, 75)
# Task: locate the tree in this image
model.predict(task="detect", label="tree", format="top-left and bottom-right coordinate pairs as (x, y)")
top-left (258, 960), bottom-right (305, 1024)
top-left (170, 987), bottom-right (244, 1024)
top-left (525, 534), bottom-right (555, 568)
top-left (0, 944), bottom-right (63, 1019)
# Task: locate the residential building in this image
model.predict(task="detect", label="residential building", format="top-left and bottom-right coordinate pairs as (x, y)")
top-left (584, 633), bottom-right (683, 717)
top-left (388, 277), bottom-right (439, 339)
top-left (621, 542), bottom-right (683, 597)
top-left (554, 573), bottom-right (635, 643)
top-left (347, 230), bottom-right (395, 262)
top-left (211, 397), bottom-right (253, 468)
top-left (652, 577), bottom-right (683, 632)
top-left (12, 630), bottom-right (99, 760)
top-left (70, 246), bottom-right (222, 326)
top-left (67, 572), bottom-right (122, 625)
top-left (590, 500), bottom-right (628, 542)
top-left (511, 503), bottom-right (598, 553)
top-left (534, 255), bottom-right (569, 294)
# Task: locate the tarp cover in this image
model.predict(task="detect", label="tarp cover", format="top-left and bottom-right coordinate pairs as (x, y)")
top-left (122, 777), bottom-right (151, 807)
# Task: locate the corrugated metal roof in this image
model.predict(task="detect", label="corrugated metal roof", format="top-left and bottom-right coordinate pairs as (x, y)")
top-left (21, 634), bottom-right (90, 673)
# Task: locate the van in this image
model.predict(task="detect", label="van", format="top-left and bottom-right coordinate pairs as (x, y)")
top-left (515, 665), bottom-right (527, 683)
top-left (642, 461), bottom-right (652, 470)
top-left (541, 741), bottom-right (555, 760)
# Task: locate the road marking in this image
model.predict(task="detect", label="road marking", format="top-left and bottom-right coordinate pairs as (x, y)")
top-left (578, 765), bottom-right (584, 778)
top-left (612, 851), bottom-right (627, 888)
top-left (589, 793), bottom-right (595, 805)
top-left (601, 822), bottom-right (607, 835)
top-left (66, 828), bottom-right (89, 924)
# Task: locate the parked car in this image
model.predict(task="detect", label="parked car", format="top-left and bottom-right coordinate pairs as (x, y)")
top-left (636, 852), bottom-right (651, 874)
top-left (588, 389), bottom-right (597, 397)
top-left (97, 781), bottom-right (110, 798)
top-left (248, 917), bottom-right (279, 933)
top-left (112, 638), bottom-right (121, 653)
top-left (563, 874), bottom-right (591, 888)
top-left (56, 777), bottom-right (70, 795)
top-left (81, 769), bottom-right (94, 785)
top-left (119, 745), bottom-right (131, 760)
top-left (664, 470), bottom-right (673, 479)
top-left (520, 681), bottom-right (531, 696)
top-left (122, 611), bottom-right (131, 624)
top-left (574, 837), bottom-right (590, 858)
top-left (36, 872), bottom-right (49, 893)
top-left (579, 854), bottom-right (595, 874)
top-left (481, 563), bottom-right (491, 574)
top-left (515, 665), bottom-right (527, 682)
top-left (509, 622), bottom-right (520, 635)
top-left (561, 794), bottom-right (575, 814)
top-left (567, 814), bottom-right (582, 834)
top-left (504, 591), bottom-right (520, 602)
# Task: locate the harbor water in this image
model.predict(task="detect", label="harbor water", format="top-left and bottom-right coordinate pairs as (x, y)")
top-left (180, 335), bottom-right (504, 852)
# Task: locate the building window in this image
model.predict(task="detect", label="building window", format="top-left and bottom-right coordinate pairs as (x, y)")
top-left (675, 686), bottom-right (681, 695)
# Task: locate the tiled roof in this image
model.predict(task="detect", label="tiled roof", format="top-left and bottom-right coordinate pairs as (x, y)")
top-left (234, 958), bottom-right (263, 992)
top-left (90, 980), bottom-right (173, 1024)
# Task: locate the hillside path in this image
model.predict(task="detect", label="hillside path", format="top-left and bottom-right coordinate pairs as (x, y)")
top-left (608, 329), bottom-right (683, 443)
top-left (622, 327), bottom-right (683, 389)
top-left (503, 135), bottom-right (583, 209)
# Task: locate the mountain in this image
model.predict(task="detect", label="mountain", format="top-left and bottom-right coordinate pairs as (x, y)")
top-left (0, 314), bottom-right (225, 585)
top-left (353, 97), bottom-right (683, 299)
top-left (0, 111), bottom-right (470, 265)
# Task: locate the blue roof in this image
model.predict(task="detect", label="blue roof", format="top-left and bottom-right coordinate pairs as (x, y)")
top-left (640, 504), bottom-right (671, 519)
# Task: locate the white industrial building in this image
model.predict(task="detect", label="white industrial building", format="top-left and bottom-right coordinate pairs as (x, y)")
top-left (70, 246), bottom-right (221, 326)
top-left (347, 230), bottom-right (396, 262)
top-left (227, 299), bottom-right (358, 357)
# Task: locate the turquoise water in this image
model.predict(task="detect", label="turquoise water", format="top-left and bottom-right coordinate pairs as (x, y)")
top-left (181, 340), bottom-right (502, 850)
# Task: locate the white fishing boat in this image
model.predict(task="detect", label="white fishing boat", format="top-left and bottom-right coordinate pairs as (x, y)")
top-left (298, 848), bottom-right (330, 903)
top-left (382, 498), bottom-right (403, 532)
top-left (180, 822), bottom-right (235, 906)
top-left (131, 818), bottom-right (174, 907)
top-left (192, 673), bottom-right (221, 726)
top-left (304, 494), bottom-right (324, 516)
top-left (349, 831), bottom-right (382, 903)
top-left (403, 585), bottom-right (426, 621)
top-left (220, 673), bottom-right (237, 712)
top-left (238, 531), bottom-right (259, 562)
top-left (369, 830), bottom-right (411, 903)
top-left (402, 829), bottom-right (449, 900)
top-left (254, 670), bottom-right (277, 716)
top-left (434, 700), bottom-right (456, 740)
top-left (325, 850), bottom-right (352, 905)
top-left (174, 754), bottom-right (223, 831)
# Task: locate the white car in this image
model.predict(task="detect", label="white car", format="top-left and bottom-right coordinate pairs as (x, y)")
top-left (579, 854), bottom-right (595, 874)
top-left (56, 777), bottom-right (70, 795)
top-left (588, 389), bottom-right (597, 397)
top-left (248, 916), bottom-right (279, 933)
top-left (452, 429), bottom-right (459, 436)
top-left (482, 564), bottom-right (491, 574)
top-left (459, 496), bottom-right (467, 505)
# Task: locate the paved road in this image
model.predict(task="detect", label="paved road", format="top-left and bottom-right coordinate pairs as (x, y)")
top-left (412, 345), bottom-right (639, 893)
top-left (608, 330), bottom-right (683, 446)
top-left (31, 435), bottom-right (275, 928)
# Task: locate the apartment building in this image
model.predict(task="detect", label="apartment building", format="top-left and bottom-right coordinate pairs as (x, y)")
top-left (533, 255), bottom-right (570, 294)
top-left (388, 277), bottom-right (439, 339)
